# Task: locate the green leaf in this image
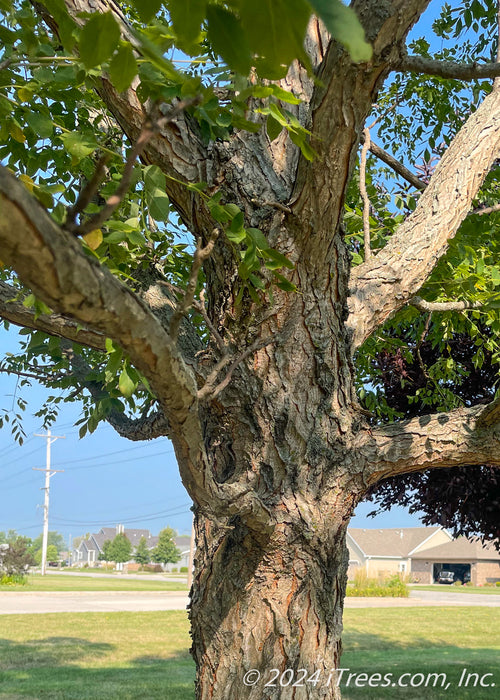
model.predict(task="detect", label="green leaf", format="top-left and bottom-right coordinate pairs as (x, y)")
top-left (246, 228), bottom-right (269, 251)
top-left (207, 5), bottom-right (252, 76)
top-left (109, 44), bottom-right (138, 93)
top-left (59, 132), bottom-right (99, 161)
top-left (226, 228), bottom-right (247, 244)
top-left (168, 0), bottom-right (206, 44)
top-left (266, 114), bottom-right (283, 142)
top-left (118, 367), bottom-right (137, 398)
top-left (239, 0), bottom-right (310, 78)
top-left (24, 111), bottom-right (53, 139)
top-left (273, 271), bottom-right (297, 292)
top-left (144, 165), bottom-right (170, 221)
top-left (308, 0), bottom-right (372, 63)
top-left (130, 0), bottom-right (162, 23)
top-left (263, 248), bottom-right (294, 270)
top-left (79, 12), bottom-right (121, 69)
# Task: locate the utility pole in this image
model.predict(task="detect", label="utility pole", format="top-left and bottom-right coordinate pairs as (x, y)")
top-left (33, 430), bottom-right (64, 576)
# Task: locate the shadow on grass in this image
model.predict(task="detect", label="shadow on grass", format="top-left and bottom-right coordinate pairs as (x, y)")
top-left (0, 630), bottom-right (497, 699)
top-left (340, 630), bottom-right (499, 699)
top-left (0, 637), bottom-right (194, 700)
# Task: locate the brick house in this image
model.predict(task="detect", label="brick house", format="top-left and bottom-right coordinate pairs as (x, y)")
top-left (347, 527), bottom-right (452, 580)
top-left (410, 537), bottom-right (500, 585)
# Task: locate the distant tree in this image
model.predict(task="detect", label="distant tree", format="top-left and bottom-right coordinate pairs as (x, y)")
top-left (134, 536), bottom-right (151, 567)
top-left (0, 530), bottom-right (28, 545)
top-left (98, 539), bottom-right (113, 562)
top-left (151, 528), bottom-right (181, 566)
top-left (0, 536), bottom-right (35, 576)
top-left (46, 544), bottom-right (59, 563)
top-left (108, 533), bottom-right (132, 564)
top-left (30, 531), bottom-right (65, 555)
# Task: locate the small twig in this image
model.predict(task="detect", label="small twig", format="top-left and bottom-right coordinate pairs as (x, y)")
top-left (198, 337), bottom-right (275, 401)
top-left (367, 94), bottom-right (404, 130)
top-left (158, 280), bottom-right (227, 353)
top-left (198, 289), bottom-right (227, 354)
top-left (0, 58), bottom-right (13, 72)
top-left (473, 202), bottom-right (500, 216)
top-left (169, 230), bottom-right (219, 341)
top-left (359, 127), bottom-right (372, 261)
top-left (251, 198), bottom-right (292, 214)
top-left (410, 296), bottom-right (484, 312)
top-left (73, 97), bottom-right (200, 237)
top-left (366, 138), bottom-right (427, 191)
top-left (65, 153), bottom-right (111, 233)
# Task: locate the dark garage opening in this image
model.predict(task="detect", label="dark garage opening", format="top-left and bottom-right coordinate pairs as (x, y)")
top-left (433, 563), bottom-right (471, 583)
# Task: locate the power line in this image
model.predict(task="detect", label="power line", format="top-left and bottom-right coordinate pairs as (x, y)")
top-left (51, 503), bottom-right (192, 527)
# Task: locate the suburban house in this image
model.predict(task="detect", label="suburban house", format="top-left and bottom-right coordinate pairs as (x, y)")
top-left (347, 527), bottom-right (500, 585)
top-left (411, 536), bottom-right (500, 586)
top-left (72, 525), bottom-right (158, 566)
top-left (72, 525), bottom-right (190, 570)
top-left (347, 527), bottom-right (453, 579)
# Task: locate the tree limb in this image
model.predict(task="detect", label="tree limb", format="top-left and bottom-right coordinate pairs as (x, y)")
top-left (368, 139), bottom-right (427, 191)
top-left (0, 280), bottom-right (107, 351)
top-left (399, 54), bottom-right (500, 80)
top-left (0, 165), bottom-right (207, 503)
top-left (0, 166), bottom-right (271, 526)
top-left (355, 401), bottom-right (500, 486)
top-left (291, 0), bottom-right (431, 261)
top-left (347, 84), bottom-right (500, 351)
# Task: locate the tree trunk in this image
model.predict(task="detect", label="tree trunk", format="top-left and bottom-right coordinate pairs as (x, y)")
top-left (190, 501), bottom-right (355, 700)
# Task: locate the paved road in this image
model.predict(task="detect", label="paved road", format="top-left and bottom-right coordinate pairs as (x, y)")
top-left (0, 589), bottom-right (499, 615)
top-left (0, 591), bottom-right (190, 614)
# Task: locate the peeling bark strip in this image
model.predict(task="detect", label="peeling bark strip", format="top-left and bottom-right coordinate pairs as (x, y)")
top-left (347, 85), bottom-right (500, 350)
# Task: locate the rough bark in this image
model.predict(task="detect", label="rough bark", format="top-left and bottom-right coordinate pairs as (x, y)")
top-left (3, 2), bottom-right (500, 700)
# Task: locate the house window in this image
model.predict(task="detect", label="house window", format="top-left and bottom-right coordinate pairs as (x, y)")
top-left (399, 563), bottom-right (407, 572)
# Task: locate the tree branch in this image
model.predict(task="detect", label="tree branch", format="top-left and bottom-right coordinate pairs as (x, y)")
top-left (0, 165), bottom-right (207, 500)
top-left (355, 401), bottom-right (500, 486)
top-left (409, 296), bottom-right (484, 313)
top-left (347, 83), bottom-right (500, 351)
top-left (291, 0), bottom-right (431, 262)
top-left (169, 231), bottom-right (218, 341)
top-left (368, 139), bottom-right (427, 191)
top-left (0, 280), bottom-right (107, 351)
top-left (0, 165), bottom-right (271, 526)
top-left (399, 54), bottom-right (500, 80)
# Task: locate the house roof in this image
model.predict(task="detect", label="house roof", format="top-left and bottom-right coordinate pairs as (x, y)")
top-left (175, 535), bottom-right (191, 551)
top-left (348, 527), bottom-right (444, 558)
top-left (411, 537), bottom-right (500, 561)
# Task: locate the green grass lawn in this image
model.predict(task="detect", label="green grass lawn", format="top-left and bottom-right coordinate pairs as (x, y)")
top-left (0, 574), bottom-right (187, 592)
top-left (0, 608), bottom-right (497, 699)
top-left (410, 584), bottom-right (500, 595)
